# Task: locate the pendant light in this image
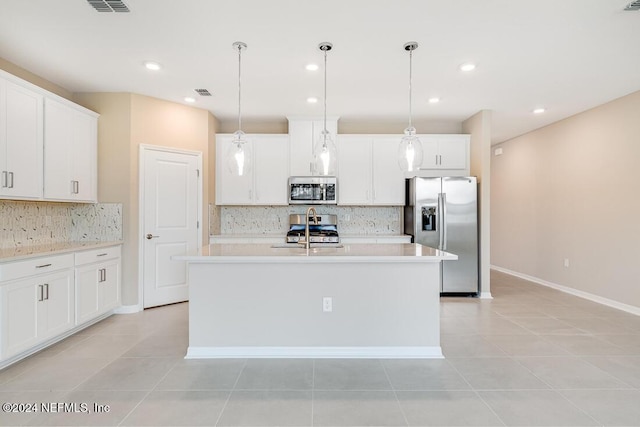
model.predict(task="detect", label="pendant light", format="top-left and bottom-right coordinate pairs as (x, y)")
top-left (312, 42), bottom-right (337, 176)
top-left (398, 42), bottom-right (423, 173)
top-left (226, 41), bottom-right (252, 176)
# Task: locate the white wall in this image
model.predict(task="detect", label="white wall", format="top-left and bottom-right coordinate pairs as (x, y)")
top-left (491, 90), bottom-right (640, 310)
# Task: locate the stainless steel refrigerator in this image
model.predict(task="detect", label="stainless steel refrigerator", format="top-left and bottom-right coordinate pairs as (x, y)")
top-left (404, 176), bottom-right (479, 295)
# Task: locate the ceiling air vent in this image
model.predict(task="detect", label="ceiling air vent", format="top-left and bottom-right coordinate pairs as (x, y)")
top-left (624, 1), bottom-right (640, 10)
top-left (194, 89), bottom-right (212, 96)
top-left (87, 0), bottom-right (130, 13)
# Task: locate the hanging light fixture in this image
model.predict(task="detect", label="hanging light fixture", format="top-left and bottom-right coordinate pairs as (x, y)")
top-left (312, 42), bottom-right (337, 176)
top-left (398, 42), bottom-right (423, 173)
top-left (226, 41), bottom-right (252, 176)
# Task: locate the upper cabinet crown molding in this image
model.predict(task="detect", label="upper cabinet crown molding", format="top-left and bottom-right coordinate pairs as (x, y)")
top-left (0, 69), bottom-right (98, 203)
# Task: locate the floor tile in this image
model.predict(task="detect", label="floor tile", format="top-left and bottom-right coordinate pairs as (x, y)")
top-left (76, 357), bottom-right (179, 391)
top-left (396, 390), bottom-right (503, 426)
top-left (448, 357), bottom-right (550, 390)
top-left (485, 334), bottom-right (572, 356)
top-left (515, 356), bottom-right (632, 389)
top-left (542, 334), bottom-right (635, 356)
top-left (313, 359), bottom-right (392, 391)
top-left (217, 390), bottom-right (312, 426)
top-left (583, 356), bottom-right (640, 388)
top-left (121, 334), bottom-right (188, 358)
top-left (440, 334), bottom-right (508, 357)
top-left (27, 390), bottom-right (146, 426)
top-left (313, 390), bottom-right (406, 426)
top-left (59, 334), bottom-right (142, 360)
top-left (234, 359), bottom-right (313, 390)
top-left (560, 389), bottom-right (640, 426)
top-left (156, 358), bottom-right (246, 390)
top-left (121, 390), bottom-right (229, 426)
top-left (478, 390), bottom-right (599, 426)
top-left (509, 317), bottom-right (587, 335)
top-left (382, 359), bottom-right (471, 391)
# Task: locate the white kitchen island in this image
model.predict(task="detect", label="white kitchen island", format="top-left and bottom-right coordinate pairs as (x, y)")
top-left (174, 243), bottom-right (457, 359)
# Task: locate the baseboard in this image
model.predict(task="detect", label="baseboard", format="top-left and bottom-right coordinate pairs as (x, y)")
top-left (490, 265), bottom-right (640, 316)
top-left (479, 291), bottom-right (493, 299)
top-left (113, 304), bottom-right (142, 314)
top-left (185, 346), bottom-right (444, 359)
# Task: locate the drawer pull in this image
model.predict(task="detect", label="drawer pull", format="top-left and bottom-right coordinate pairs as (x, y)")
top-left (38, 285), bottom-right (44, 302)
top-left (36, 263), bottom-right (52, 269)
top-left (97, 253), bottom-right (108, 257)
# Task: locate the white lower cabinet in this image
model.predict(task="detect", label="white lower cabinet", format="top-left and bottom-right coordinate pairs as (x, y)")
top-left (0, 262), bottom-right (74, 360)
top-left (0, 245), bottom-right (121, 364)
top-left (75, 246), bottom-right (121, 325)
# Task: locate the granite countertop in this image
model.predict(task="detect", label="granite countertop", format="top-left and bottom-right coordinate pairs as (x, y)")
top-left (175, 243), bottom-right (457, 264)
top-left (0, 241), bottom-right (124, 262)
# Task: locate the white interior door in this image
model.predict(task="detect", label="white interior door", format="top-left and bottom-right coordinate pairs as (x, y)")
top-left (142, 147), bottom-right (200, 308)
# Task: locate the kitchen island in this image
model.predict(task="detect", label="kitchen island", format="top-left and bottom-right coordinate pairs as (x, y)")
top-left (174, 243), bottom-right (457, 359)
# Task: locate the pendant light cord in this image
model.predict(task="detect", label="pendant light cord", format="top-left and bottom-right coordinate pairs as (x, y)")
top-left (323, 46), bottom-right (328, 140)
top-left (237, 44), bottom-right (242, 132)
top-left (408, 47), bottom-right (413, 129)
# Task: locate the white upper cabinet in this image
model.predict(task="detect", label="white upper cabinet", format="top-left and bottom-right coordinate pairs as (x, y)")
top-left (337, 135), bottom-right (406, 206)
top-left (0, 77), bottom-right (44, 200)
top-left (43, 98), bottom-right (98, 202)
top-left (288, 117), bottom-right (338, 176)
top-left (418, 134), bottom-right (470, 173)
top-left (216, 134), bottom-right (289, 205)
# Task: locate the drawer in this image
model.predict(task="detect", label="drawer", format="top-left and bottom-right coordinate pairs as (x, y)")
top-left (75, 245), bottom-right (121, 266)
top-left (0, 253), bottom-right (74, 282)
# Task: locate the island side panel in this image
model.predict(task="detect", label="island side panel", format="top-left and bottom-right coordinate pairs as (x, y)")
top-left (187, 260), bottom-right (442, 358)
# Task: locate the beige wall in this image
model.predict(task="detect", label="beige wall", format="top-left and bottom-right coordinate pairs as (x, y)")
top-left (491, 91), bottom-right (640, 309)
top-left (74, 93), bottom-right (215, 307)
top-left (462, 110), bottom-right (492, 297)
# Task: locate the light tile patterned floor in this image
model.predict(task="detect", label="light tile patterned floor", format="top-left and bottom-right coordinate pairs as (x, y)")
top-left (1, 270), bottom-right (639, 426)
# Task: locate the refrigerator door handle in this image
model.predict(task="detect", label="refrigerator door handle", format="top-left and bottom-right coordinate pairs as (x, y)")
top-left (437, 193), bottom-right (444, 250)
top-left (441, 193), bottom-right (448, 250)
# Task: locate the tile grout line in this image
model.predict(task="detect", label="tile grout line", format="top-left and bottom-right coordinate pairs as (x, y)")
top-left (380, 359), bottom-right (410, 427)
top-left (214, 358), bottom-right (248, 427)
top-left (311, 359), bottom-right (315, 427)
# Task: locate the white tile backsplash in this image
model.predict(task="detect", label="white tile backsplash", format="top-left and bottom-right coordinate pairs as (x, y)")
top-left (212, 205), bottom-right (402, 235)
top-left (0, 201), bottom-right (122, 250)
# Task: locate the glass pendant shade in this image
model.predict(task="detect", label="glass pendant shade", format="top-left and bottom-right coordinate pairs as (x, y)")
top-left (226, 130), bottom-right (252, 176)
top-left (397, 126), bottom-right (423, 172)
top-left (313, 129), bottom-right (337, 176)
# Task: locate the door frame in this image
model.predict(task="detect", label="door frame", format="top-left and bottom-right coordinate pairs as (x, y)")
top-left (138, 144), bottom-right (203, 310)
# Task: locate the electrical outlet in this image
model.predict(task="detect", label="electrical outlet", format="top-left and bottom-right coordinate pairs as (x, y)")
top-left (564, 258), bottom-right (570, 268)
top-left (322, 297), bottom-right (332, 312)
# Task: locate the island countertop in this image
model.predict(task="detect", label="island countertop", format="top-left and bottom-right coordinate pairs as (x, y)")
top-left (174, 243), bottom-right (457, 264)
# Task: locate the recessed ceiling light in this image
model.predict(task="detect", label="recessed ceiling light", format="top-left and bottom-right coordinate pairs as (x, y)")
top-left (428, 97), bottom-right (440, 104)
top-left (533, 108), bottom-right (546, 114)
top-left (144, 61), bottom-right (162, 71)
top-left (306, 64), bottom-right (319, 71)
top-left (459, 63), bottom-right (476, 72)
top-left (184, 97), bottom-right (196, 103)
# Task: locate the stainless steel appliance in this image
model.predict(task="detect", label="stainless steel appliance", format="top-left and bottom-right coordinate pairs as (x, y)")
top-left (286, 214), bottom-right (340, 243)
top-left (404, 176), bottom-right (478, 295)
top-left (288, 176), bottom-right (337, 205)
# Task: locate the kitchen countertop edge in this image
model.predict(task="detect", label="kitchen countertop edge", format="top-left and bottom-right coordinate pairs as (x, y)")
top-left (0, 241), bottom-right (124, 262)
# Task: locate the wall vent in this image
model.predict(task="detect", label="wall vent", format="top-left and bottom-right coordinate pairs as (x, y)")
top-left (87, 0), bottom-right (130, 13)
top-left (624, 1), bottom-right (640, 10)
top-left (194, 89), bottom-right (212, 96)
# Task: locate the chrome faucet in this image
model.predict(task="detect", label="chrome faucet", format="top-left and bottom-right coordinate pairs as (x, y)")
top-left (303, 206), bottom-right (319, 249)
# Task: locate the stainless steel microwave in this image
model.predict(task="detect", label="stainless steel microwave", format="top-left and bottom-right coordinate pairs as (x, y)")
top-left (288, 176), bottom-right (337, 205)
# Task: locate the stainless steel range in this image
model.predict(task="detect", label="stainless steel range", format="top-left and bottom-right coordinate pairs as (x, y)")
top-left (286, 214), bottom-right (339, 244)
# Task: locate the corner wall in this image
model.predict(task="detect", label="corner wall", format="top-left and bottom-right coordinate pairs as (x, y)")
top-left (491, 91), bottom-right (640, 310)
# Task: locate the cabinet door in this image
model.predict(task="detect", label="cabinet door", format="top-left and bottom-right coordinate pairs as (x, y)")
top-left (1, 278), bottom-right (39, 359)
top-left (253, 135), bottom-right (289, 205)
top-left (75, 264), bottom-right (100, 325)
top-left (372, 137), bottom-right (406, 205)
top-left (289, 120), bottom-right (314, 176)
top-left (99, 260), bottom-right (120, 313)
top-left (337, 135), bottom-right (372, 205)
top-left (438, 135), bottom-right (469, 169)
top-left (41, 270), bottom-right (74, 339)
top-left (215, 134), bottom-right (253, 205)
top-left (0, 79), bottom-right (43, 199)
top-left (419, 135), bottom-right (439, 169)
top-left (43, 99), bottom-right (97, 202)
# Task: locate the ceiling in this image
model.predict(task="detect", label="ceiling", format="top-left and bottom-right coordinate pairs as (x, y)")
top-left (0, 0), bottom-right (638, 144)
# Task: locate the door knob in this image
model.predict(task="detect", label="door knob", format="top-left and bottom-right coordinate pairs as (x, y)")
top-left (146, 234), bottom-right (159, 240)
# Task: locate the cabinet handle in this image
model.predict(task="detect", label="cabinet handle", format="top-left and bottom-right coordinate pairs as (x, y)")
top-left (102, 268), bottom-right (107, 282)
top-left (36, 263), bottom-right (52, 269)
top-left (1, 171), bottom-right (6, 188)
top-left (38, 285), bottom-right (44, 302)
top-left (76, 180), bottom-right (80, 194)
top-left (44, 283), bottom-right (49, 301)
top-left (97, 253), bottom-right (108, 257)
top-left (8, 172), bottom-right (14, 188)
